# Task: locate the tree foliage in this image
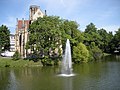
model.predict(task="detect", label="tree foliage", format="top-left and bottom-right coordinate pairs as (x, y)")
top-left (73, 42), bottom-right (89, 63)
top-left (84, 23), bottom-right (101, 47)
top-left (113, 28), bottom-right (120, 48)
top-left (84, 23), bottom-right (118, 54)
top-left (89, 42), bottom-right (102, 60)
top-left (28, 16), bottom-right (62, 58)
top-left (0, 25), bottom-right (10, 52)
top-left (12, 51), bottom-right (21, 60)
top-left (110, 28), bottom-right (120, 53)
top-left (98, 29), bottom-right (113, 52)
top-left (27, 16), bottom-right (84, 61)
top-left (26, 16), bottom-right (120, 64)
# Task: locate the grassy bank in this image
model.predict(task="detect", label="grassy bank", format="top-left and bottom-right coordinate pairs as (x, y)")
top-left (0, 57), bottom-right (42, 67)
top-left (103, 53), bottom-right (111, 56)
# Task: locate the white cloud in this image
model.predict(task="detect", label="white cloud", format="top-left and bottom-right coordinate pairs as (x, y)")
top-left (28, 0), bottom-right (89, 17)
top-left (79, 24), bottom-right (120, 34)
top-left (1, 0), bottom-right (119, 34)
top-left (98, 25), bottom-right (120, 34)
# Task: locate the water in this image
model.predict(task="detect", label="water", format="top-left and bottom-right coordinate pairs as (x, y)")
top-left (60, 39), bottom-right (74, 77)
top-left (0, 55), bottom-right (120, 90)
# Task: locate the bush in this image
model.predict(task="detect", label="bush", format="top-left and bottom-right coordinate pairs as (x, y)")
top-left (89, 42), bottom-right (103, 60)
top-left (73, 42), bottom-right (90, 63)
top-left (12, 51), bottom-right (21, 60)
top-left (41, 59), bottom-right (54, 66)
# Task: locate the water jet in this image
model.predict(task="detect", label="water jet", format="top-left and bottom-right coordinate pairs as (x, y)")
top-left (58, 39), bottom-right (75, 77)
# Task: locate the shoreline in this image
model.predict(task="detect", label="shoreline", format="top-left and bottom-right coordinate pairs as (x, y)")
top-left (0, 57), bottom-right (43, 67)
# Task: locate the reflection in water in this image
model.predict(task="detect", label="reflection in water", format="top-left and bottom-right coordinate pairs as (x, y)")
top-left (0, 55), bottom-right (120, 90)
top-left (8, 70), bottom-right (18, 90)
top-left (115, 55), bottom-right (120, 60)
top-left (63, 77), bottom-right (73, 90)
top-left (0, 68), bottom-right (10, 90)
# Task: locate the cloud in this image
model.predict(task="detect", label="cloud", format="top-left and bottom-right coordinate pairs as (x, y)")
top-left (79, 25), bottom-right (120, 35)
top-left (98, 25), bottom-right (120, 34)
top-left (29, 0), bottom-right (88, 18)
top-left (1, 0), bottom-right (119, 34)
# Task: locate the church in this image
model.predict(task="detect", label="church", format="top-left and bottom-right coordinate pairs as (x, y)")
top-left (15, 5), bottom-right (45, 58)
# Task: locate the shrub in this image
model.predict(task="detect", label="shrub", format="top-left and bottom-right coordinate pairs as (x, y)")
top-left (12, 50), bottom-right (21, 60)
top-left (89, 42), bottom-right (103, 60)
top-left (73, 42), bottom-right (90, 63)
top-left (41, 59), bottom-right (54, 66)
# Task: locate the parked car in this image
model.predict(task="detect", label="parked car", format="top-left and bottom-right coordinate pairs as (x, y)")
top-left (1, 51), bottom-right (15, 57)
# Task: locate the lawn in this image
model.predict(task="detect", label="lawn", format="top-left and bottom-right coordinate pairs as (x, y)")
top-left (0, 57), bottom-right (42, 67)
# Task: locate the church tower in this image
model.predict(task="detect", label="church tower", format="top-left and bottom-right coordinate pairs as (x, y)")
top-left (15, 5), bottom-right (45, 58)
top-left (15, 18), bottom-right (29, 58)
top-left (29, 5), bottom-right (45, 23)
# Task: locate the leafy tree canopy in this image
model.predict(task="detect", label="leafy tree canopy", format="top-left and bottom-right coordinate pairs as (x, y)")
top-left (28, 16), bottom-right (84, 59)
top-left (84, 23), bottom-right (101, 46)
top-left (73, 42), bottom-right (89, 63)
top-left (112, 28), bottom-right (120, 49)
top-left (0, 25), bottom-right (10, 52)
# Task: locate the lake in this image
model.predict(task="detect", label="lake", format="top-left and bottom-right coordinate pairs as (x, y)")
top-left (0, 55), bottom-right (120, 90)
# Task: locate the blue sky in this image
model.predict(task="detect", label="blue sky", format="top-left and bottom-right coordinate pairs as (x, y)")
top-left (0, 0), bottom-right (120, 34)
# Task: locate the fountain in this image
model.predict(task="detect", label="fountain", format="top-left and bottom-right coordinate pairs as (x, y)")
top-left (58, 39), bottom-right (75, 77)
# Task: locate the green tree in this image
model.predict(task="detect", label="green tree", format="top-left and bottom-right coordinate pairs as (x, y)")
top-left (12, 51), bottom-right (21, 60)
top-left (73, 42), bottom-right (89, 63)
top-left (112, 28), bottom-right (120, 52)
top-left (0, 25), bottom-right (10, 53)
top-left (85, 23), bottom-right (97, 33)
top-left (60, 20), bottom-right (84, 55)
top-left (28, 16), bottom-right (62, 58)
top-left (28, 16), bottom-right (83, 60)
top-left (98, 29), bottom-right (113, 53)
top-left (89, 42), bottom-right (102, 60)
top-left (84, 23), bottom-right (103, 60)
top-left (106, 31), bottom-right (114, 53)
top-left (84, 23), bottom-right (101, 46)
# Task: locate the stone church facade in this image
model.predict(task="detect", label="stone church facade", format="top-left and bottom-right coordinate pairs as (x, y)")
top-left (15, 5), bottom-right (45, 58)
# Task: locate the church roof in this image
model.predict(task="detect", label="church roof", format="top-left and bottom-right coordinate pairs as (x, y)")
top-left (17, 20), bottom-right (30, 29)
top-left (30, 5), bottom-right (39, 9)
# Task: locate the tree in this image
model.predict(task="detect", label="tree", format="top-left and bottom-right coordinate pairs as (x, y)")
top-left (12, 50), bottom-right (21, 60)
top-left (28, 16), bottom-right (62, 58)
top-left (98, 29), bottom-right (114, 53)
top-left (111, 28), bottom-right (120, 52)
top-left (98, 29), bottom-right (109, 52)
top-left (83, 23), bottom-right (104, 60)
top-left (73, 42), bottom-right (89, 63)
top-left (28, 16), bottom-right (83, 60)
top-left (60, 20), bottom-right (84, 55)
top-left (89, 42), bottom-right (102, 60)
top-left (85, 23), bottom-right (97, 33)
top-left (84, 23), bottom-right (101, 46)
top-left (0, 25), bottom-right (10, 53)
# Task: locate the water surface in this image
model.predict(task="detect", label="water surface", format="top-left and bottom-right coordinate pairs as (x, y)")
top-left (0, 55), bottom-right (120, 90)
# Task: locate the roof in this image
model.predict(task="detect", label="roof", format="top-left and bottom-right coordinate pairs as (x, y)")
top-left (30, 5), bottom-right (40, 9)
top-left (10, 34), bottom-right (15, 36)
top-left (17, 20), bottom-right (30, 29)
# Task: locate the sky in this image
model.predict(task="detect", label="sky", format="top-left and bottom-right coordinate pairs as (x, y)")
top-left (0, 0), bottom-right (120, 34)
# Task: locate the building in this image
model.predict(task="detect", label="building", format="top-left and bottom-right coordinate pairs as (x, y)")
top-left (15, 5), bottom-right (45, 58)
top-left (15, 19), bottom-right (30, 57)
top-left (29, 5), bottom-right (45, 22)
top-left (1, 34), bottom-right (15, 57)
top-left (10, 34), bottom-right (15, 51)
